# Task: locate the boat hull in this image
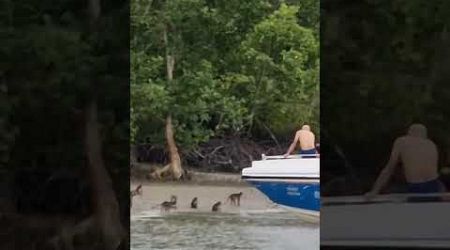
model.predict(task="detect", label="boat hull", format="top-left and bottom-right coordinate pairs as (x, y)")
top-left (246, 178), bottom-right (320, 215)
top-left (242, 156), bottom-right (320, 216)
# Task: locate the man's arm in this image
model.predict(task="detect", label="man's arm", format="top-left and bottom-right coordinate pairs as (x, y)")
top-left (284, 131), bottom-right (300, 157)
top-left (366, 138), bottom-right (402, 198)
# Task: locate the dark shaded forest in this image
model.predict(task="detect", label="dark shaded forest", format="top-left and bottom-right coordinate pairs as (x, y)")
top-left (321, 0), bottom-right (450, 196)
top-left (2, 0), bottom-right (129, 249)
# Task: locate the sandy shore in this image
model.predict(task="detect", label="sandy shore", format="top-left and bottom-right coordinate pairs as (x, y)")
top-left (130, 182), bottom-right (278, 215)
top-left (131, 163), bottom-right (247, 185)
top-left (131, 183), bottom-right (319, 250)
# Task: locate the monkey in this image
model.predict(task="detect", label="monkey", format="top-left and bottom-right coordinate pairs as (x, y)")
top-left (190, 197), bottom-right (198, 209)
top-left (130, 184), bottom-right (142, 207)
top-left (169, 195), bottom-right (177, 204)
top-left (130, 184), bottom-right (142, 197)
top-left (211, 201), bottom-right (221, 212)
top-left (159, 195), bottom-right (177, 212)
top-left (181, 169), bottom-right (192, 181)
top-left (226, 192), bottom-right (242, 206)
top-left (160, 201), bottom-right (176, 212)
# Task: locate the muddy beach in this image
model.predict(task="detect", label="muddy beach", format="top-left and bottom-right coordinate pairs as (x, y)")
top-left (130, 179), bottom-right (319, 250)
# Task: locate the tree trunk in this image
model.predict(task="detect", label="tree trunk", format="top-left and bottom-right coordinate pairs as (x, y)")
top-left (85, 100), bottom-right (124, 249)
top-left (164, 24), bottom-right (175, 82)
top-left (162, 22), bottom-right (183, 180)
top-left (165, 115), bottom-right (183, 179)
top-left (84, 0), bottom-right (124, 248)
top-left (130, 145), bottom-right (138, 166)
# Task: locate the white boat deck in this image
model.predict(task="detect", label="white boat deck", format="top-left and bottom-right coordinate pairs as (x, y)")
top-left (242, 154), bottom-right (320, 179)
top-left (321, 193), bottom-right (450, 248)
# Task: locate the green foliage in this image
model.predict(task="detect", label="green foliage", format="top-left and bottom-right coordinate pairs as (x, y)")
top-left (131, 0), bottom-right (320, 150)
top-left (235, 4), bottom-right (319, 135)
top-left (3, 0), bottom-right (129, 179)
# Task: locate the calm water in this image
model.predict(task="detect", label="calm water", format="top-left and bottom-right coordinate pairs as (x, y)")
top-left (131, 210), bottom-right (319, 250)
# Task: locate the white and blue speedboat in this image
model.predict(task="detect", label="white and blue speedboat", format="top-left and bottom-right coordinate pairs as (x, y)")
top-left (241, 154), bottom-right (320, 218)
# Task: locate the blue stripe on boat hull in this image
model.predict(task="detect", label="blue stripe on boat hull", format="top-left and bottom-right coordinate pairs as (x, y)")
top-left (247, 180), bottom-right (320, 212)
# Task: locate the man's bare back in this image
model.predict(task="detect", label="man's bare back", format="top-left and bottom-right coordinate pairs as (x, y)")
top-left (297, 129), bottom-right (316, 150)
top-left (396, 136), bottom-right (438, 183)
top-left (367, 124), bottom-right (441, 198)
top-left (284, 125), bottom-right (316, 157)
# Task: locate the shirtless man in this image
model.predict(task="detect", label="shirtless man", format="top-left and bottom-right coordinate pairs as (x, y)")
top-left (366, 124), bottom-right (445, 200)
top-left (284, 124), bottom-right (317, 158)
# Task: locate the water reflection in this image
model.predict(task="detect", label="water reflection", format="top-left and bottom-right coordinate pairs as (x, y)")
top-left (131, 211), bottom-right (319, 250)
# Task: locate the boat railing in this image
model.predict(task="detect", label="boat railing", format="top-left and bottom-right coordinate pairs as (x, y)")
top-left (322, 192), bottom-right (450, 205)
top-left (261, 154), bottom-right (320, 160)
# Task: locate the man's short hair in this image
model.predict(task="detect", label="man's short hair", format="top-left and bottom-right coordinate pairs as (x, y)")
top-left (408, 123), bottom-right (427, 138)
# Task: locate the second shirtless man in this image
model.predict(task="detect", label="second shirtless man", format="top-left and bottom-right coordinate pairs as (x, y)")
top-left (366, 124), bottom-right (446, 201)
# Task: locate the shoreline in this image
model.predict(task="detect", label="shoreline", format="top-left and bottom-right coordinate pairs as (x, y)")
top-left (131, 163), bottom-right (248, 186)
